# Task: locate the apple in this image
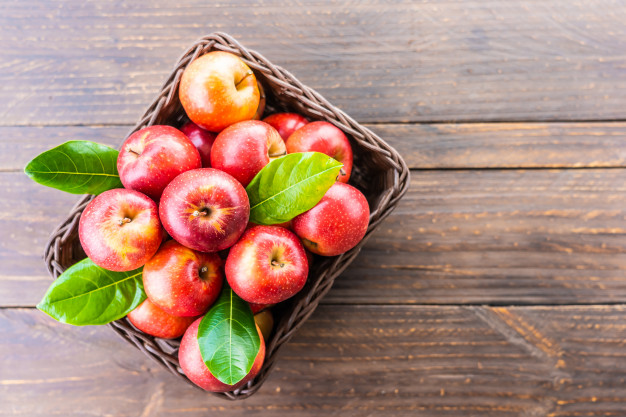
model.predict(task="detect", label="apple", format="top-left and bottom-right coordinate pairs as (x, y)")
top-left (286, 121), bottom-right (353, 183)
top-left (225, 225), bottom-right (308, 304)
top-left (127, 298), bottom-right (195, 339)
top-left (254, 310), bottom-right (274, 340)
top-left (143, 240), bottom-right (223, 317)
top-left (210, 120), bottom-right (286, 187)
top-left (180, 121), bottom-right (217, 168)
top-left (179, 318), bottom-right (265, 392)
top-left (79, 188), bottom-right (163, 271)
top-left (179, 51), bottom-right (260, 132)
top-left (117, 125), bottom-right (201, 201)
top-left (249, 302), bottom-right (274, 314)
top-left (159, 168), bottom-right (250, 252)
top-left (252, 82), bottom-right (266, 120)
top-left (263, 112), bottom-right (308, 141)
top-left (292, 182), bottom-right (369, 256)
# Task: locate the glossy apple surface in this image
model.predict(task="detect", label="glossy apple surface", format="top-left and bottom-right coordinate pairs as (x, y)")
top-left (159, 168), bottom-right (250, 252)
top-left (210, 120), bottom-right (286, 187)
top-left (179, 51), bottom-right (260, 132)
top-left (143, 240), bottom-right (223, 317)
top-left (117, 125), bottom-right (201, 201)
top-left (263, 112), bottom-right (308, 141)
top-left (179, 318), bottom-right (265, 392)
top-left (226, 225), bottom-right (308, 304)
top-left (127, 298), bottom-right (196, 339)
top-left (286, 121), bottom-right (353, 183)
top-left (79, 188), bottom-right (163, 271)
top-left (180, 121), bottom-right (217, 167)
top-left (292, 182), bottom-right (369, 256)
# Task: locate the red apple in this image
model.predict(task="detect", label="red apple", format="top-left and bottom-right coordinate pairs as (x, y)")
top-left (226, 225), bottom-right (308, 304)
top-left (117, 125), bottom-right (201, 201)
top-left (180, 121), bottom-right (217, 167)
top-left (143, 240), bottom-right (223, 317)
top-left (292, 182), bottom-right (369, 256)
top-left (210, 120), bottom-right (286, 187)
top-left (180, 51), bottom-right (260, 132)
top-left (263, 113), bottom-right (308, 141)
top-left (79, 189), bottom-right (163, 271)
top-left (127, 299), bottom-right (196, 339)
top-left (179, 318), bottom-right (265, 392)
top-left (252, 82), bottom-right (266, 120)
top-left (286, 121), bottom-right (353, 183)
top-left (159, 168), bottom-right (250, 252)
top-left (249, 302), bottom-right (274, 314)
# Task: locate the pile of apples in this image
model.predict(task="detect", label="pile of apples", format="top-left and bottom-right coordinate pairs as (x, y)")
top-left (77, 51), bottom-right (370, 392)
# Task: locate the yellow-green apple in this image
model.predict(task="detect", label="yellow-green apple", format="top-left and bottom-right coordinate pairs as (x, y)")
top-left (79, 188), bottom-right (163, 271)
top-left (127, 298), bottom-right (196, 339)
top-left (252, 82), bottom-right (266, 120)
top-left (254, 310), bottom-right (274, 340)
top-left (292, 182), bottom-right (369, 256)
top-left (143, 240), bottom-right (223, 317)
top-left (225, 225), bottom-right (308, 304)
top-left (159, 168), bottom-right (250, 252)
top-left (180, 121), bottom-right (217, 167)
top-left (263, 112), bottom-right (308, 141)
top-left (286, 121), bottom-right (353, 183)
top-left (117, 125), bottom-right (201, 201)
top-left (179, 318), bottom-right (265, 392)
top-left (179, 51), bottom-right (260, 132)
top-left (210, 120), bottom-right (286, 187)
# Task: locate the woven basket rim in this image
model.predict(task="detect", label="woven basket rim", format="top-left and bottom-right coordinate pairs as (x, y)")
top-left (43, 32), bottom-right (410, 400)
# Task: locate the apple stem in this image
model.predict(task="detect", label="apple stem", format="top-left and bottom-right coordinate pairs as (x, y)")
top-left (268, 150), bottom-right (287, 158)
top-left (118, 217), bottom-right (132, 225)
top-left (339, 167), bottom-right (346, 176)
top-left (200, 266), bottom-right (208, 274)
top-left (271, 260), bottom-right (285, 268)
top-left (192, 209), bottom-right (209, 217)
top-left (235, 70), bottom-right (254, 89)
top-left (128, 148), bottom-right (140, 156)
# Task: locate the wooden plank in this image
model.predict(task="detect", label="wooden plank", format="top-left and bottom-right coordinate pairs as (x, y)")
top-left (5, 122), bottom-right (626, 172)
top-left (3, 168), bottom-right (624, 307)
top-left (2, 0), bottom-right (626, 125)
top-left (1, 305), bottom-right (625, 416)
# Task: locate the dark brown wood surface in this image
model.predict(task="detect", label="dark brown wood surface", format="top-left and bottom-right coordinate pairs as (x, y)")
top-left (1, 0), bottom-right (625, 415)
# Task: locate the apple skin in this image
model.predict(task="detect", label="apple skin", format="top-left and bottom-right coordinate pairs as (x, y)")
top-left (143, 240), bottom-right (223, 317)
top-left (254, 310), bottom-right (274, 340)
top-left (249, 302), bottom-right (274, 314)
top-left (159, 168), bottom-right (250, 252)
top-left (180, 121), bottom-right (217, 168)
top-left (79, 188), bottom-right (163, 272)
top-left (263, 113), bottom-right (308, 141)
top-left (210, 120), bottom-right (286, 187)
top-left (179, 318), bottom-right (265, 392)
top-left (292, 183), bottom-right (369, 256)
top-left (117, 125), bottom-right (202, 201)
top-left (226, 225), bottom-right (308, 304)
top-left (286, 121), bottom-right (353, 183)
top-left (179, 51), bottom-right (260, 132)
top-left (252, 82), bottom-right (266, 120)
top-left (127, 298), bottom-right (196, 339)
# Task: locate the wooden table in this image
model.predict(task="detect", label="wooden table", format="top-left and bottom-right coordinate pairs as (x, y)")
top-left (2, 1), bottom-right (625, 415)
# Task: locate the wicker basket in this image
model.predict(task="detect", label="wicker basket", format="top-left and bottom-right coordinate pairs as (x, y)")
top-left (43, 32), bottom-right (410, 400)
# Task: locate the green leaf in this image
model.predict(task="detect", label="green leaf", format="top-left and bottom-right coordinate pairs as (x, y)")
top-left (197, 287), bottom-right (261, 385)
top-left (37, 258), bottom-right (145, 326)
top-left (24, 140), bottom-right (123, 195)
top-left (246, 152), bottom-right (343, 225)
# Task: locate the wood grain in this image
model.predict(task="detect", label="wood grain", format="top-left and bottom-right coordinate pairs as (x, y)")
top-left (2, 0), bottom-right (626, 125)
top-left (4, 168), bottom-right (624, 306)
top-left (2, 306), bottom-right (625, 416)
top-left (5, 122), bottom-right (626, 172)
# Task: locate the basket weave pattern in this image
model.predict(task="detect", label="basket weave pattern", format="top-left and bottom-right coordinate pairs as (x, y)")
top-left (43, 32), bottom-right (410, 400)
